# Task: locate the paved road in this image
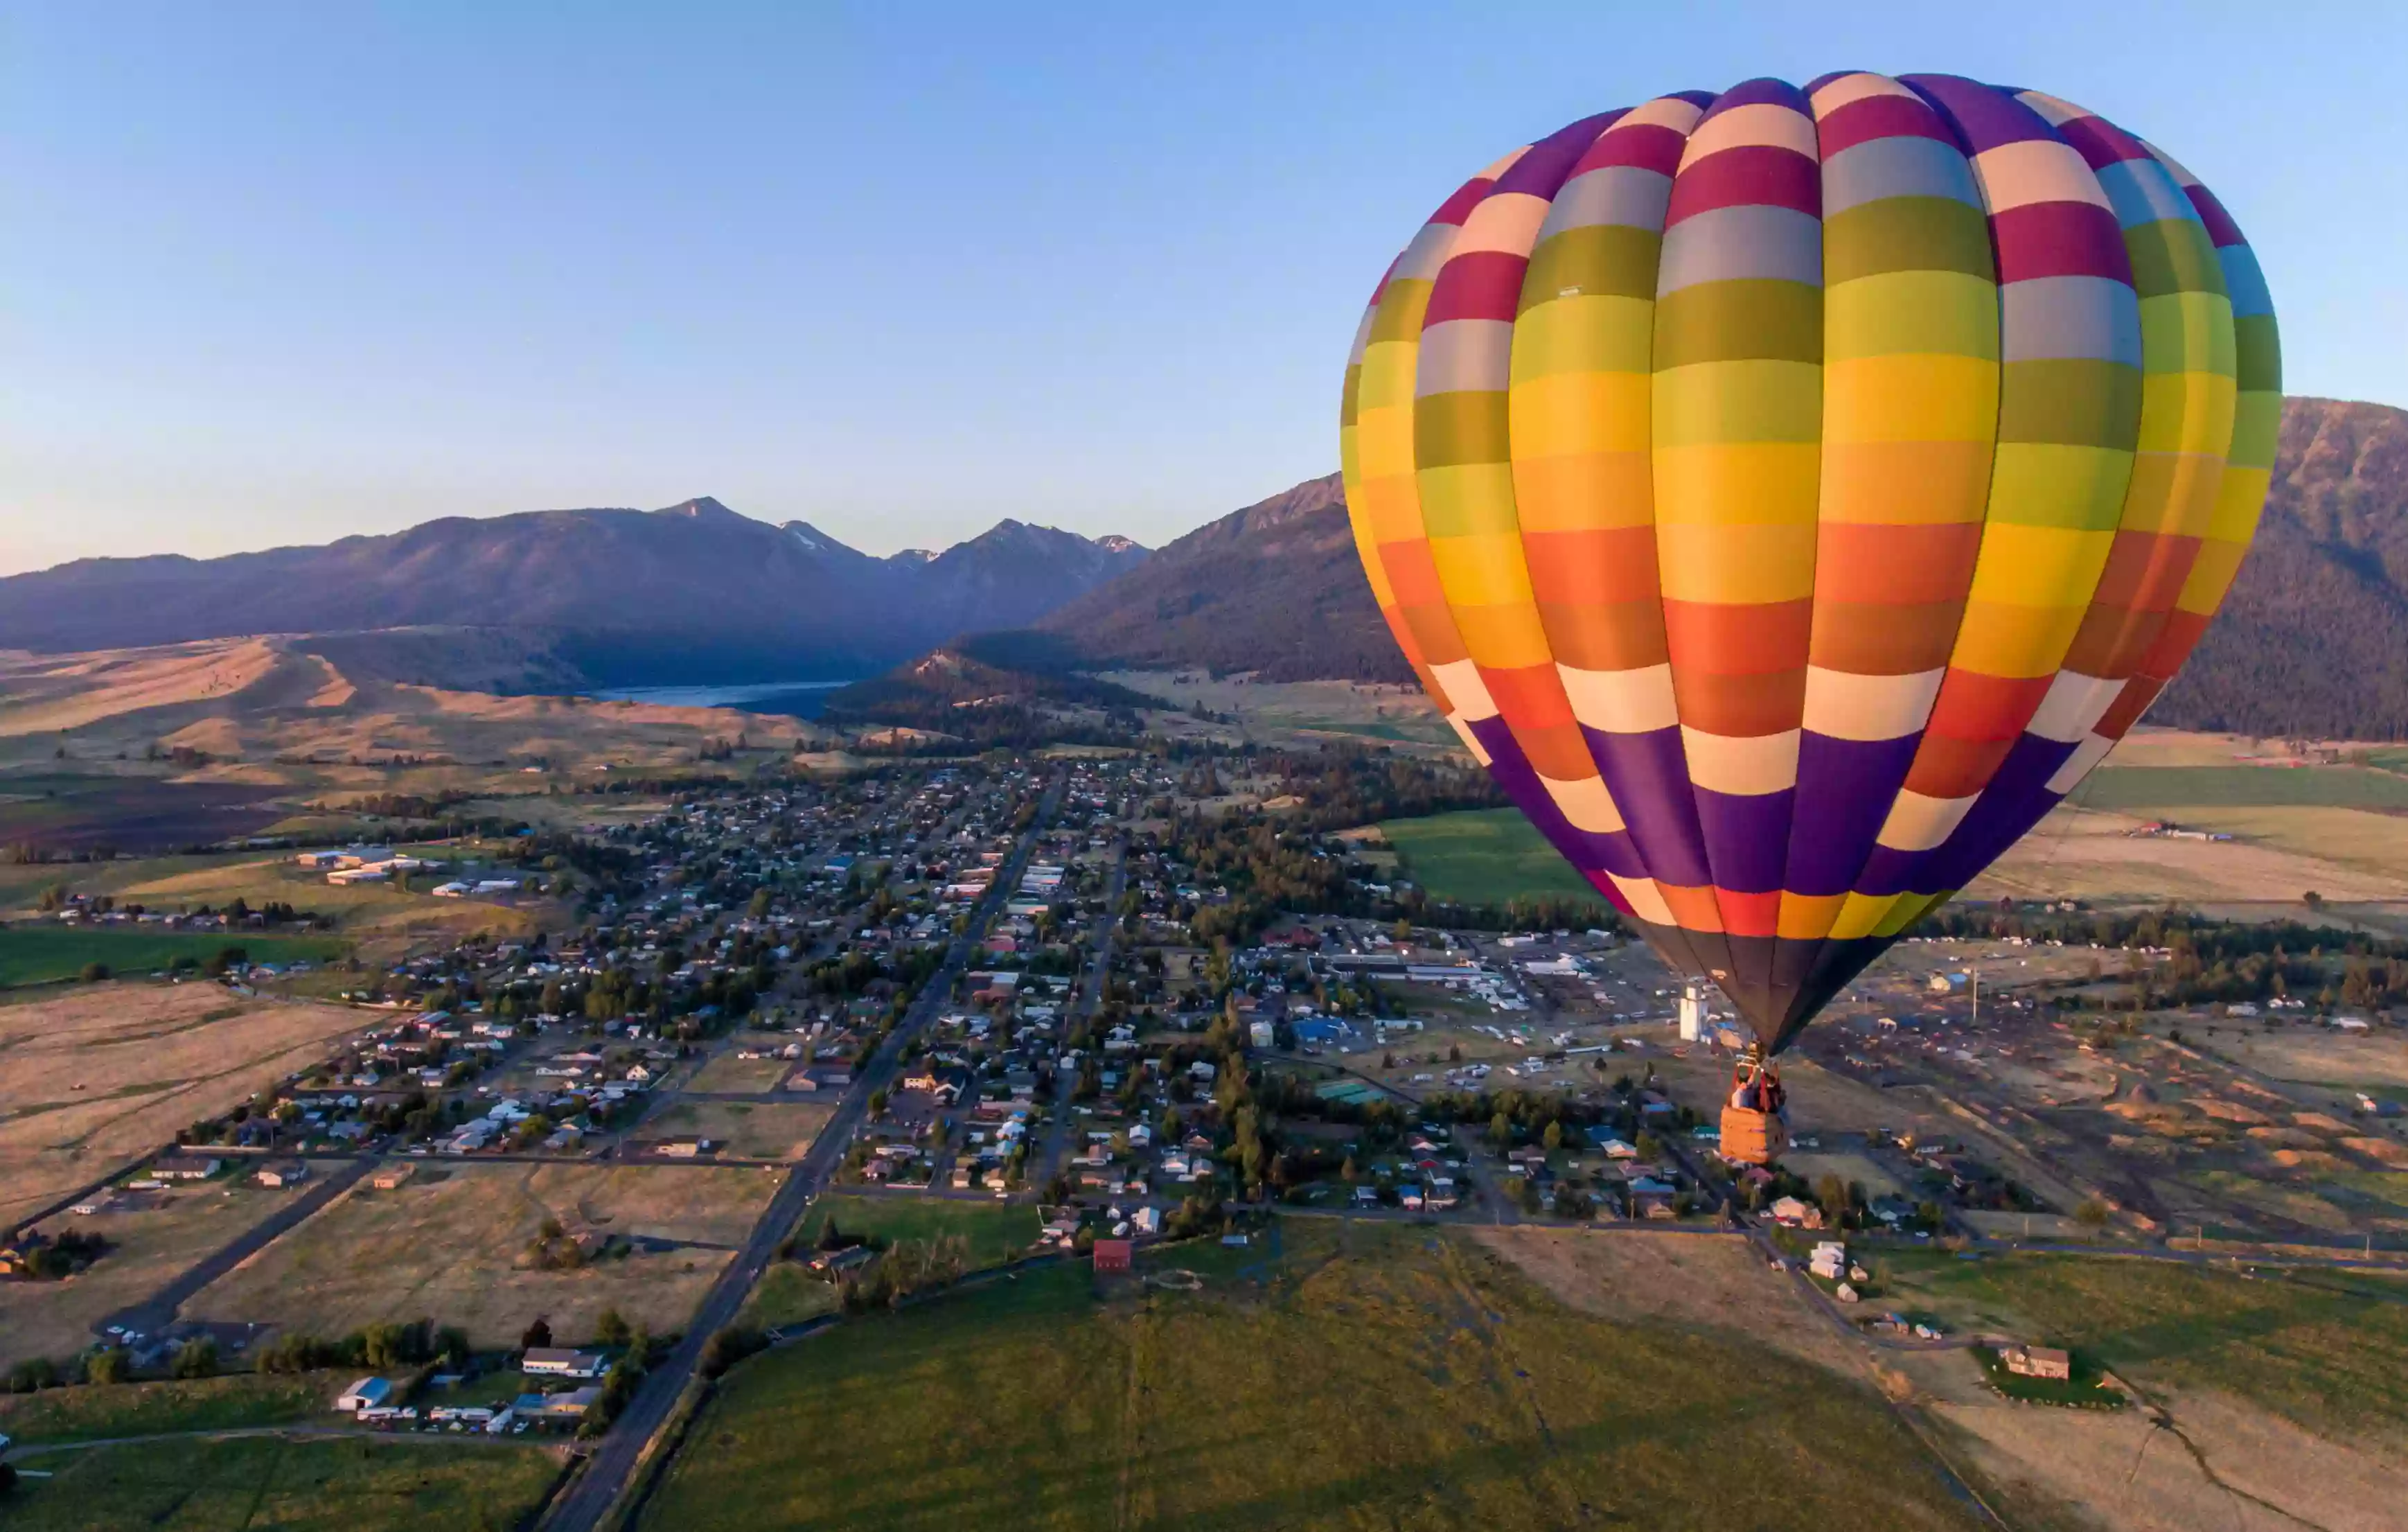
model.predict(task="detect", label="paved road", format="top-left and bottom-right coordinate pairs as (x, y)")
top-left (101, 1156), bottom-right (378, 1341)
top-left (1034, 838), bottom-right (1126, 1192)
top-left (540, 773), bottom-right (1064, 1532)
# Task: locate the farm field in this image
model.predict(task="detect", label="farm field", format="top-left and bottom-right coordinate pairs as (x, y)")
top-left (794, 1194), bottom-right (1043, 1269)
top-left (0, 1184), bottom-right (297, 1369)
top-left (642, 1099), bottom-right (833, 1160)
top-left (112, 851), bottom-right (547, 951)
top-left (2073, 764), bottom-right (2408, 810)
top-left (0, 1433), bottom-right (560, 1532)
top-left (0, 927), bottom-right (347, 988)
top-left (0, 983), bottom-right (373, 1226)
top-left (1868, 1252), bottom-right (2408, 1441)
top-left (184, 1161), bottom-right (779, 1347)
top-left (644, 1222), bottom-right (1983, 1532)
top-left (682, 1050), bottom-right (802, 1094)
top-left (1860, 1252), bottom-right (2408, 1530)
top-left (1375, 809), bottom-right (1609, 913)
top-left (1963, 802), bottom-right (2408, 904)
top-left (0, 635), bottom-right (817, 782)
top-left (2195, 1028), bottom-right (2408, 1090)
top-left (0, 1370), bottom-right (340, 1444)
top-left (1102, 671), bottom-right (1457, 752)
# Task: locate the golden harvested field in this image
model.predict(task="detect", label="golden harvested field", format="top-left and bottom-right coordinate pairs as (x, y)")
top-left (0, 984), bottom-right (370, 1225)
top-left (2202, 1028), bottom-right (2408, 1089)
top-left (185, 1161), bottom-right (778, 1345)
top-left (1967, 804), bottom-right (2408, 904)
top-left (0, 1186), bottom-right (291, 1368)
top-left (0, 636), bottom-right (819, 774)
top-left (643, 1099), bottom-right (834, 1160)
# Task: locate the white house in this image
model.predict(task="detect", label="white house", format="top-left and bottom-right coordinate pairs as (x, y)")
top-left (521, 1348), bottom-right (608, 1380)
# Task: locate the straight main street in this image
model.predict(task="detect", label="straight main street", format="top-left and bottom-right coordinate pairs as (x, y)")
top-left (1034, 837), bottom-right (1126, 1194)
top-left (541, 773), bottom-right (1064, 1532)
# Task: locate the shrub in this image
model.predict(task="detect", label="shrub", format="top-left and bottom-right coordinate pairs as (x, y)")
top-left (170, 1337), bottom-right (219, 1380)
top-left (698, 1324), bottom-right (765, 1380)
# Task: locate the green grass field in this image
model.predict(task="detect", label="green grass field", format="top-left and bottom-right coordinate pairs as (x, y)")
top-left (1871, 1252), bottom-right (2408, 1436)
top-left (1377, 809), bottom-right (1608, 913)
top-left (0, 1372), bottom-right (342, 1444)
top-left (644, 1222), bottom-right (1981, 1532)
top-left (0, 1434), bottom-right (558, 1531)
top-left (2073, 765), bottom-right (2408, 810)
top-left (796, 1194), bottom-right (1042, 1268)
top-left (0, 928), bottom-right (348, 987)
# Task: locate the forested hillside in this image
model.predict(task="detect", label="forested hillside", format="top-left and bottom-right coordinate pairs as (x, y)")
top-left (2156, 398), bottom-right (2408, 737)
top-left (1046, 398), bottom-right (2408, 741)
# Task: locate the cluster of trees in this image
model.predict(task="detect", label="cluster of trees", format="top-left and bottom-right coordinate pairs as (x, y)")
top-left (6, 1230), bottom-right (107, 1280)
top-left (256, 1318), bottom-right (467, 1375)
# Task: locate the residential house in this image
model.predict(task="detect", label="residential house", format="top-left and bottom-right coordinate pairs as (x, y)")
top-left (2001, 1344), bottom-right (2071, 1381)
top-left (522, 1348), bottom-right (608, 1380)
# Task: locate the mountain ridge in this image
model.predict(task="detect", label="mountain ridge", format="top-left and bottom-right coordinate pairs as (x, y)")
top-left (1031, 396), bottom-right (2408, 739)
top-left (0, 498), bottom-right (1148, 688)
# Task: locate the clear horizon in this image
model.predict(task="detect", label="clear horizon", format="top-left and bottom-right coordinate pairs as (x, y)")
top-left (8, 1), bottom-right (2403, 576)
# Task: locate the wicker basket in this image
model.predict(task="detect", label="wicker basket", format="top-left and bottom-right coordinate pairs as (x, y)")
top-left (1719, 1106), bottom-right (1789, 1165)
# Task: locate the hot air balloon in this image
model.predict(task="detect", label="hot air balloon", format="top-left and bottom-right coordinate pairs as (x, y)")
top-left (1340, 74), bottom-right (2276, 1158)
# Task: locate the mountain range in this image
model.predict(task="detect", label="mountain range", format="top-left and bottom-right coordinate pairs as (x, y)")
top-left (1032, 396), bottom-right (2408, 740)
top-left (0, 500), bottom-right (1146, 687)
top-left (8, 394), bottom-right (2407, 739)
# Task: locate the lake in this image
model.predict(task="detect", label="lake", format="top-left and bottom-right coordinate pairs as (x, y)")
top-left (592, 679), bottom-right (854, 719)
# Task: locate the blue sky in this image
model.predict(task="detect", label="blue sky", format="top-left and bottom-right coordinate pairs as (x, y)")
top-left (5, 1), bottom-right (2400, 574)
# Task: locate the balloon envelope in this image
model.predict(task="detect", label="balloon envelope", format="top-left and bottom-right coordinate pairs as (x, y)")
top-left (1340, 74), bottom-right (2277, 1051)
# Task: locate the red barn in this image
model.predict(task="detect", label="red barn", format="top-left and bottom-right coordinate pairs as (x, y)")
top-left (1092, 1238), bottom-right (1133, 1274)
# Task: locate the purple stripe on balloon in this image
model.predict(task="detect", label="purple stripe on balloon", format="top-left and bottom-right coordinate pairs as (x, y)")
top-left (1900, 75), bottom-right (2050, 152)
top-left (1494, 112), bottom-right (1625, 199)
top-left (1692, 786), bottom-right (1796, 894)
top-left (1782, 731), bottom-right (1925, 897)
top-left (1465, 716), bottom-right (1647, 883)
top-left (1852, 843), bottom-right (1922, 898)
top-left (1699, 77), bottom-right (1810, 121)
top-left (1582, 725), bottom-right (1715, 888)
top-left (1922, 734), bottom-right (2079, 890)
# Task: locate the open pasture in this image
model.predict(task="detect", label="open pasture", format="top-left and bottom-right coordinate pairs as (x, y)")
top-left (0, 1433), bottom-right (560, 1532)
top-left (1376, 808), bottom-right (1609, 912)
top-left (1965, 803), bottom-right (2408, 904)
top-left (0, 1184), bottom-right (298, 1369)
top-left (0, 983), bottom-right (371, 1226)
top-left (184, 1161), bottom-right (777, 1347)
top-left (643, 1099), bottom-right (833, 1160)
top-left (0, 926), bottom-right (346, 987)
top-left (682, 1050), bottom-right (800, 1094)
top-left (2075, 764), bottom-right (2408, 811)
top-left (795, 1193), bottom-right (1041, 1269)
top-left (645, 1221), bottom-right (1981, 1532)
